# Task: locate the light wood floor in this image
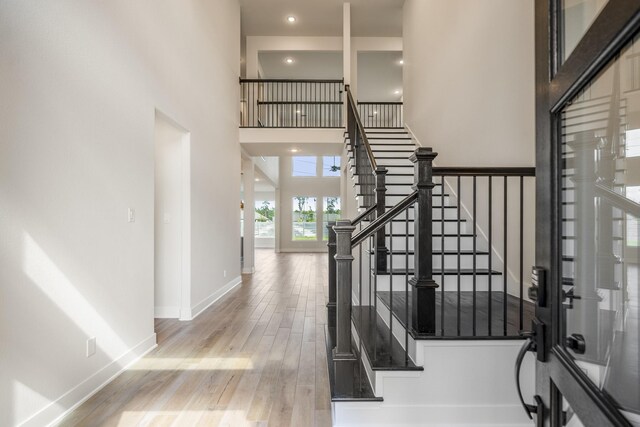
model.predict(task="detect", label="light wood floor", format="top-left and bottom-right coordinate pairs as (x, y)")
top-left (61, 250), bottom-right (332, 427)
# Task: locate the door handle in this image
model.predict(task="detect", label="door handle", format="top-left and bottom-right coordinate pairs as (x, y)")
top-left (515, 336), bottom-right (544, 424)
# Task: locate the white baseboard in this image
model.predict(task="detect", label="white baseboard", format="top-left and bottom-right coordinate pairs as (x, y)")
top-left (186, 275), bottom-right (242, 321)
top-left (19, 333), bottom-right (157, 427)
top-left (154, 305), bottom-right (180, 318)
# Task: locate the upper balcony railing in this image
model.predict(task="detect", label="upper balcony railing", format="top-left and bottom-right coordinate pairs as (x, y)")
top-left (239, 78), bottom-right (344, 128)
top-left (357, 101), bottom-right (403, 128)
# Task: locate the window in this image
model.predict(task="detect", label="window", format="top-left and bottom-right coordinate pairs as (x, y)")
top-left (292, 196), bottom-right (317, 240)
top-left (625, 129), bottom-right (640, 158)
top-left (323, 156), bottom-right (341, 177)
top-left (322, 197), bottom-right (341, 240)
top-left (292, 156), bottom-right (317, 177)
top-left (626, 186), bottom-right (640, 247)
top-left (255, 200), bottom-right (275, 238)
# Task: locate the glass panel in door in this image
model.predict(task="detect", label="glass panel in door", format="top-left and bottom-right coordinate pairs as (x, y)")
top-left (560, 32), bottom-right (640, 423)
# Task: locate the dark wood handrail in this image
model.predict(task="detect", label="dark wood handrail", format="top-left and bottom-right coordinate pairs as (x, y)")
top-left (239, 78), bottom-right (344, 83)
top-left (594, 183), bottom-right (640, 217)
top-left (351, 191), bottom-right (418, 247)
top-left (432, 167), bottom-right (535, 176)
top-left (345, 86), bottom-right (377, 170)
top-left (352, 203), bottom-right (377, 226)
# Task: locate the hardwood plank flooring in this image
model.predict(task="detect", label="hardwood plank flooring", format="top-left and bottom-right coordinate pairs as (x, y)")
top-left (61, 250), bottom-right (332, 427)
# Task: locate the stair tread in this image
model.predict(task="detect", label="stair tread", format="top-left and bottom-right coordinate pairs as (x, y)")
top-left (366, 249), bottom-right (489, 255)
top-left (351, 306), bottom-right (422, 371)
top-left (376, 291), bottom-right (534, 339)
top-left (374, 268), bottom-right (502, 276)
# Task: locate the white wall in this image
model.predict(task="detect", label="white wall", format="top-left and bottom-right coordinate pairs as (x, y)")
top-left (403, 0), bottom-right (536, 297)
top-left (403, 0), bottom-right (534, 167)
top-left (154, 114), bottom-right (188, 319)
top-left (0, 1), bottom-right (240, 426)
top-left (279, 156), bottom-right (341, 252)
top-left (245, 36), bottom-right (343, 79)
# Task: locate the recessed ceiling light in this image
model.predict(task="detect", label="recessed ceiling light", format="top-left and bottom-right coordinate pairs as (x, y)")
top-left (287, 15), bottom-right (296, 23)
top-left (290, 148), bottom-right (299, 153)
top-left (394, 90), bottom-right (401, 95)
top-left (285, 57), bottom-right (294, 64)
top-left (255, 178), bottom-right (260, 182)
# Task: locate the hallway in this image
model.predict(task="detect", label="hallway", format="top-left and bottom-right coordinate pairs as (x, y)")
top-left (61, 250), bottom-right (332, 427)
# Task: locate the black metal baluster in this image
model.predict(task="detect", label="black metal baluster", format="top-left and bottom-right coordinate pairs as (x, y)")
top-left (405, 208), bottom-right (409, 362)
top-left (488, 176), bottom-right (493, 336)
top-left (519, 175), bottom-right (524, 332)
top-left (457, 175), bottom-right (461, 336)
top-left (441, 177), bottom-right (445, 336)
top-left (473, 175), bottom-right (477, 336)
top-left (503, 176), bottom-right (508, 336)
top-left (389, 221), bottom-right (394, 360)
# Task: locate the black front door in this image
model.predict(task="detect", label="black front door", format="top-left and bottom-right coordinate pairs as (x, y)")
top-left (529, 1), bottom-right (640, 426)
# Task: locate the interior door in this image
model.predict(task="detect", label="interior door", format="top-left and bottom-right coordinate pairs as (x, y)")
top-left (525, 1), bottom-right (640, 426)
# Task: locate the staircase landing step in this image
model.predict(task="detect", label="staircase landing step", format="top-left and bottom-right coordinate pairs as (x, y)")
top-left (376, 291), bottom-right (535, 339)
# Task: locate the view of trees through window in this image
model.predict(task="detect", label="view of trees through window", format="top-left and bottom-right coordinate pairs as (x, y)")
top-left (255, 200), bottom-right (275, 238)
top-left (323, 197), bottom-right (341, 240)
top-left (292, 196), bottom-right (317, 240)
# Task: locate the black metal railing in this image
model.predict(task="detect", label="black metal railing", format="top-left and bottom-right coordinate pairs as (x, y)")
top-left (239, 79), bottom-right (343, 128)
top-left (432, 167), bottom-right (536, 337)
top-left (357, 101), bottom-right (403, 128)
top-left (327, 147), bottom-right (537, 372)
top-left (345, 85), bottom-right (388, 272)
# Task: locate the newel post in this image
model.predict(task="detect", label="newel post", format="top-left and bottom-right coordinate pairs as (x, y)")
top-left (409, 147), bottom-right (439, 335)
top-left (375, 167), bottom-right (388, 273)
top-left (333, 220), bottom-right (356, 360)
top-left (326, 221), bottom-right (337, 328)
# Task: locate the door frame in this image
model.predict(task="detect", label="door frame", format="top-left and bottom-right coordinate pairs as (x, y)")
top-left (534, 0), bottom-right (640, 426)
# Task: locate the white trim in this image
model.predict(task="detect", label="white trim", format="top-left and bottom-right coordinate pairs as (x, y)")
top-left (154, 306), bottom-right (180, 318)
top-left (403, 122), bottom-right (423, 147)
top-left (184, 275), bottom-right (242, 321)
top-left (19, 333), bottom-right (157, 427)
top-left (180, 130), bottom-right (192, 324)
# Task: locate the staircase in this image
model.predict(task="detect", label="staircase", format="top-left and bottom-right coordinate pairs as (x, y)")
top-left (325, 86), bottom-right (537, 426)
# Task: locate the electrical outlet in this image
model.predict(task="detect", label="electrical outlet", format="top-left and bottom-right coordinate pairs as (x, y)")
top-left (128, 208), bottom-right (136, 223)
top-left (86, 337), bottom-right (96, 357)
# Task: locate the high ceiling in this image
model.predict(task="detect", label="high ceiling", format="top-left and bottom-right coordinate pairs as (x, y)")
top-left (240, 0), bottom-right (404, 37)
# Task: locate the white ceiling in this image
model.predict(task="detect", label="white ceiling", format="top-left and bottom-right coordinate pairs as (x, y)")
top-left (357, 51), bottom-right (403, 101)
top-left (240, 0), bottom-right (404, 37)
top-left (259, 51), bottom-right (342, 79)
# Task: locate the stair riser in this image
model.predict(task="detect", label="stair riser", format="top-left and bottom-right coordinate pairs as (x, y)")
top-left (386, 236), bottom-right (478, 251)
top-left (385, 194), bottom-right (451, 205)
top-left (386, 220), bottom-right (467, 234)
top-left (360, 221), bottom-right (467, 235)
top-left (355, 175), bottom-right (414, 185)
top-left (368, 274), bottom-right (504, 293)
top-left (368, 254), bottom-right (490, 270)
top-left (355, 208), bottom-right (460, 221)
